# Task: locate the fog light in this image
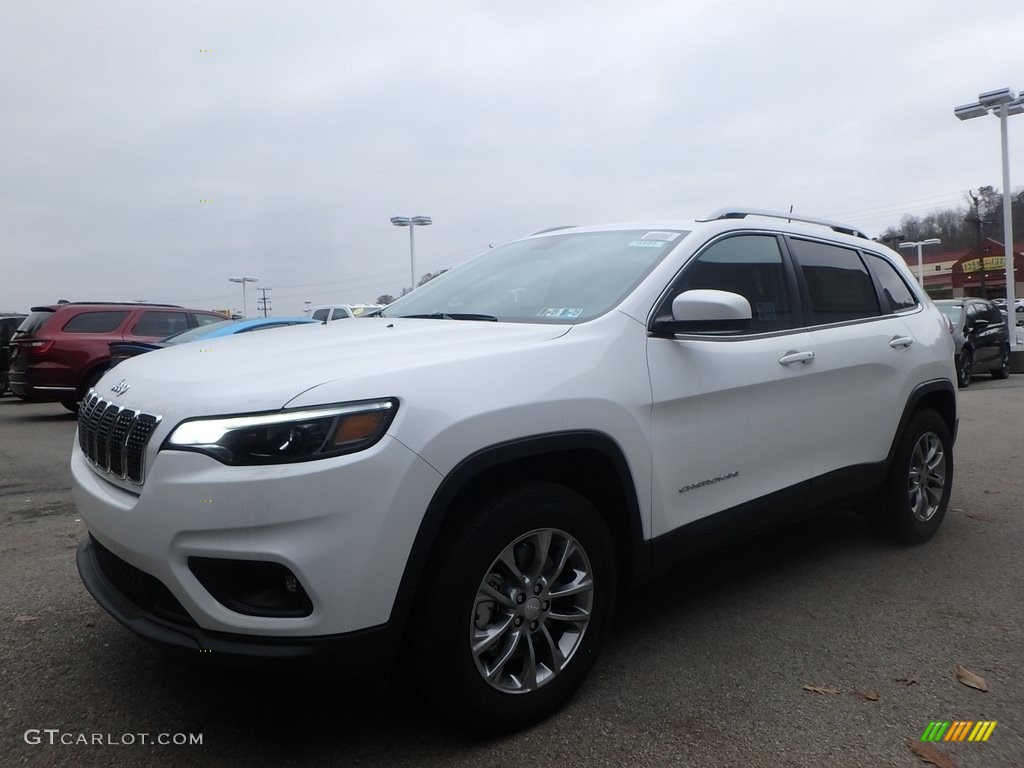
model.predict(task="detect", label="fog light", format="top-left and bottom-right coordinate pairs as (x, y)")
top-left (188, 557), bottom-right (312, 617)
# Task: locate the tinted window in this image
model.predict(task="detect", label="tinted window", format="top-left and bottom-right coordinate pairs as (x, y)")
top-left (195, 313), bottom-right (223, 326)
top-left (667, 234), bottom-right (796, 333)
top-left (163, 320), bottom-right (235, 345)
top-left (330, 308), bottom-right (350, 320)
top-left (133, 311), bottom-right (189, 337)
top-left (312, 309), bottom-right (329, 321)
top-left (789, 239), bottom-right (879, 325)
top-left (984, 304), bottom-right (1003, 325)
top-left (62, 311), bottom-right (130, 334)
top-left (16, 310), bottom-right (54, 335)
top-left (867, 254), bottom-right (918, 312)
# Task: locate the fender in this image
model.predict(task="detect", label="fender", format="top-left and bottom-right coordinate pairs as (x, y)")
top-left (388, 430), bottom-right (648, 629)
top-left (884, 379), bottom-right (958, 469)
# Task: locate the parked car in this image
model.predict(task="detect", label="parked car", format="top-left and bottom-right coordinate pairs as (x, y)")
top-left (8, 302), bottom-right (225, 411)
top-left (108, 317), bottom-right (315, 367)
top-left (0, 314), bottom-right (27, 396)
top-left (933, 298), bottom-right (1011, 387)
top-left (308, 304), bottom-right (382, 321)
top-left (73, 209), bottom-right (957, 734)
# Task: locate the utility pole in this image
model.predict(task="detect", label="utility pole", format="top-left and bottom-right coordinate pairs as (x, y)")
top-left (256, 287), bottom-right (272, 317)
top-left (882, 232), bottom-right (906, 249)
top-left (965, 191), bottom-right (988, 299)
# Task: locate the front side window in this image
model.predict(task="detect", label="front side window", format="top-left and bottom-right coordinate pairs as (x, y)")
top-left (133, 311), bottom-right (189, 337)
top-left (867, 254), bottom-right (918, 312)
top-left (660, 234), bottom-right (797, 334)
top-left (311, 309), bottom-right (329, 321)
top-left (62, 311), bottom-right (130, 334)
top-left (382, 229), bottom-right (689, 324)
top-left (195, 313), bottom-right (223, 327)
top-left (330, 308), bottom-right (350, 320)
top-left (789, 239), bottom-right (880, 325)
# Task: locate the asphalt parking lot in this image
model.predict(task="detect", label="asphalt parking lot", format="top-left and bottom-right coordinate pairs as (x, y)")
top-left (1, 381), bottom-right (1022, 768)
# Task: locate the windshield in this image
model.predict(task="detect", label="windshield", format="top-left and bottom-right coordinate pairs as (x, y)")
top-left (162, 320), bottom-right (235, 344)
top-left (382, 229), bottom-right (688, 323)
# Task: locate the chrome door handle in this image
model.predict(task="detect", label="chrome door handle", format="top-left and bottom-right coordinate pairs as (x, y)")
top-left (889, 336), bottom-right (914, 348)
top-left (778, 350), bottom-right (815, 366)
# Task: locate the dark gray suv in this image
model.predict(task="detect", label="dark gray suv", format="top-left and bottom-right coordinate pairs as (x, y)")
top-left (934, 298), bottom-right (1011, 387)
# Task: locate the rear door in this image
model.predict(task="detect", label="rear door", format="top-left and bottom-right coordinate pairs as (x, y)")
top-left (787, 238), bottom-right (923, 483)
top-left (128, 310), bottom-right (190, 339)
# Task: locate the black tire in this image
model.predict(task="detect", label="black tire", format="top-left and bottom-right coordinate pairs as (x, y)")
top-left (67, 367), bottom-right (107, 415)
top-left (61, 399), bottom-right (80, 413)
top-left (991, 344), bottom-right (1010, 379)
top-left (413, 482), bottom-right (617, 735)
top-left (956, 349), bottom-right (972, 388)
top-left (866, 409), bottom-right (953, 545)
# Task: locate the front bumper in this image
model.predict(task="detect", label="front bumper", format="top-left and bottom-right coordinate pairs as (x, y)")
top-left (72, 433), bottom-right (442, 640)
top-left (76, 536), bottom-right (400, 667)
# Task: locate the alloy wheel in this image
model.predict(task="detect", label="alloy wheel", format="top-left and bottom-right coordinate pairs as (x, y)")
top-left (908, 431), bottom-right (946, 522)
top-left (470, 528), bottom-right (594, 694)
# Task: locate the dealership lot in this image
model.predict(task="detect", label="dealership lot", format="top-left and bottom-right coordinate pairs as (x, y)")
top-left (1, 381), bottom-right (1023, 767)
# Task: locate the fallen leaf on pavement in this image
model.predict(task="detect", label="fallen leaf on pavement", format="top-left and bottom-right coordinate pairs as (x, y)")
top-left (894, 676), bottom-right (918, 685)
top-left (14, 615), bottom-right (38, 623)
top-left (955, 664), bottom-right (989, 692)
top-left (855, 689), bottom-right (879, 701)
top-left (908, 741), bottom-right (957, 768)
top-left (802, 684), bottom-right (841, 695)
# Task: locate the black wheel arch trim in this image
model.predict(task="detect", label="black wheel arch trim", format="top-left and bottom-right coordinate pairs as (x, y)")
top-left (885, 379), bottom-right (958, 468)
top-left (392, 430), bottom-right (648, 624)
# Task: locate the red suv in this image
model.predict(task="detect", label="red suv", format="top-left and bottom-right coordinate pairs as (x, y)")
top-left (8, 303), bottom-right (225, 412)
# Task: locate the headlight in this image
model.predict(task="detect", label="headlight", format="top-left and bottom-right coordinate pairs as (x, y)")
top-left (163, 399), bottom-right (398, 465)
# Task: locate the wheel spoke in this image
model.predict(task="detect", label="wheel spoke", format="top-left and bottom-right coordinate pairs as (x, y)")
top-left (547, 605), bottom-right (590, 623)
top-left (546, 539), bottom-right (577, 584)
top-left (498, 549), bottom-right (528, 589)
top-left (517, 633), bottom-right (538, 690)
top-left (480, 581), bottom-right (515, 608)
top-left (485, 630), bottom-right (522, 681)
top-left (529, 529), bottom-right (553, 582)
top-left (547, 573), bottom-right (593, 599)
top-left (473, 613), bottom-right (515, 656)
top-left (540, 624), bottom-right (566, 671)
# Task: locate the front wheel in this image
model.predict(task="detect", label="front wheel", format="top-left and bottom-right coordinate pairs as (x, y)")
top-left (867, 409), bottom-right (953, 545)
top-left (991, 345), bottom-right (1010, 379)
top-left (413, 483), bottom-right (616, 734)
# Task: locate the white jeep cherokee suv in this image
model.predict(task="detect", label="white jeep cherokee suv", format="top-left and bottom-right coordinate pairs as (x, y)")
top-left (73, 209), bottom-right (957, 733)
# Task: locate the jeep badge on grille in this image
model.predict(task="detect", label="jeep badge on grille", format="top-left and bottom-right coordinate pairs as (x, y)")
top-left (110, 379), bottom-right (130, 396)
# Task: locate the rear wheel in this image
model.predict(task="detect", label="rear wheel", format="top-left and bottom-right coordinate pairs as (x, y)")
top-left (991, 344), bottom-right (1010, 379)
top-left (956, 349), bottom-right (972, 388)
top-left (413, 482), bottom-right (616, 735)
top-left (866, 408), bottom-right (952, 545)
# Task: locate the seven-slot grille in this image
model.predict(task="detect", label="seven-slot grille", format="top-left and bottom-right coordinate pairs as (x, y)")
top-left (78, 391), bottom-right (160, 484)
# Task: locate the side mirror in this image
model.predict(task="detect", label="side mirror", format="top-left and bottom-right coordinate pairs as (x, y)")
top-left (651, 289), bottom-right (752, 336)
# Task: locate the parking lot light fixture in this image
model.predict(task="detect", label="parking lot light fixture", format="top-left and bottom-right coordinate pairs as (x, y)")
top-left (228, 276), bottom-right (259, 318)
top-left (954, 87), bottom-right (1024, 351)
top-left (390, 215), bottom-right (432, 291)
top-left (898, 239), bottom-right (942, 289)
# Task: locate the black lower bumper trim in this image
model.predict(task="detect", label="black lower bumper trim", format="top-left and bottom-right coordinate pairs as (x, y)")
top-left (76, 537), bottom-right (400, 670)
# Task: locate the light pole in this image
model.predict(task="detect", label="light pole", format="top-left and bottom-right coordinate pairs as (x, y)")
top-left (955, 87), bottom-right (1024, 350)
top-left (228, 276), bottom-right (258, 318)
top-left (390, 215), bottom-right (432, 291)
top-left (898, 239), bottom-right (942, 289)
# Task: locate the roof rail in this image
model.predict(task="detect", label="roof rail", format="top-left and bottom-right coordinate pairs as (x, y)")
top-left (530, 225), bottom-right (577, 236)
top-left (65, 301), bottom-right (184, 308)
top-left (697, 208), bottom-right (868, 240)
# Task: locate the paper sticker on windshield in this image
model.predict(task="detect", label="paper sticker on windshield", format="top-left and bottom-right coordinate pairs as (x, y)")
top-left (538, 307), bottom-right (583, 318)
top-left (640, 231), bottom-right (681, 241)
top-left (628, 240), bottom-right (665, 248)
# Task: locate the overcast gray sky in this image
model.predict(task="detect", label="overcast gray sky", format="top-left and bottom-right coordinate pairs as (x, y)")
top-left (2, 0), bottom-right (1023, 315)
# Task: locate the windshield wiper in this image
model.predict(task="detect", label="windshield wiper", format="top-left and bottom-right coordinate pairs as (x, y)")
top-left (397, 312), bottom-right (498, 321)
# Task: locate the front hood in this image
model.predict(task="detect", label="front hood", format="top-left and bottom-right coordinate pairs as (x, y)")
top-left (95, 319), bottom-right (570, 417)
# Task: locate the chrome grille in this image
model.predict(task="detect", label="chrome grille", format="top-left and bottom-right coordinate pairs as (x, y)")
top-left (78, 391), bottom-right (161, 484)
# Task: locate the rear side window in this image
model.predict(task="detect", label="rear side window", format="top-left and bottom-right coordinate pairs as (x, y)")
top-left (667, 234), bottom-right (797, 333)
top-left (194, 313), bottom-right (223, 327)
top-left (789, 239), bottom-right (880, 325)
top-left (62, 311), bottom-right (130, 334)
top-left (17, 310), bottom-right (54, 335)
top-left (312, 309), bottom-right (329, 321)
top-left (867, 254), bottom-right (918, 312)
top-left (330, 308), bottom-right (350, 320)
top-left (132, 311), bottom-right (189, 337)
